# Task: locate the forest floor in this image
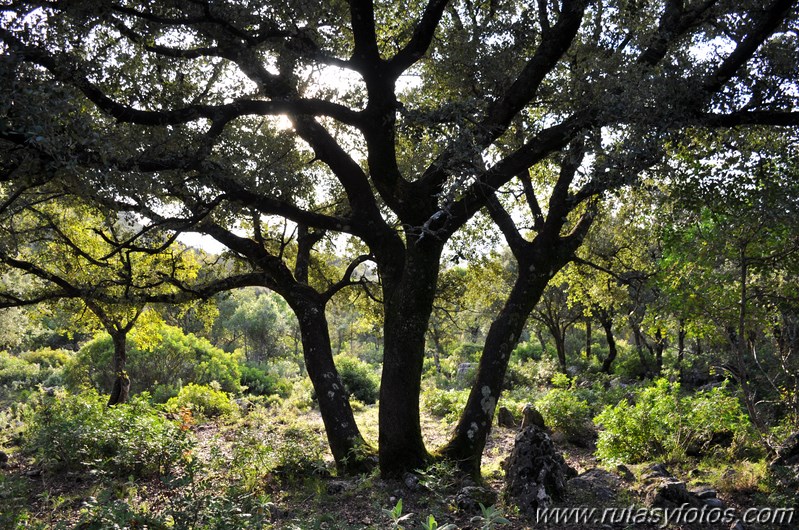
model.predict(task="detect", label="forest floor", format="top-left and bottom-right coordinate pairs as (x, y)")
top-left (2, 403), bottom-right (793, 530)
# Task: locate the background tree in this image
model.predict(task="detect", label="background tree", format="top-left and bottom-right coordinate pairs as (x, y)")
top-left (0, 192), bottom-right (201, 404)
top-left (661, 127), bottom-right (799, 442)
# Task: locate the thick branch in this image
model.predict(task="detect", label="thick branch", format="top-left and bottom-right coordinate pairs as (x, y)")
top-left (483, 191), bottom-right (528, 259)
top-left (349, 0), bottom-right (381, 67)
top-left (388, 0), bottom-right (450, 76)
top-left (703, 0), bottom-right (795, 94)
top-left (419, 0), bottom-right (587, 192)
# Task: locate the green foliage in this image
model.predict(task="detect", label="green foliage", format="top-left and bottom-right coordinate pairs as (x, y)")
top-left (422, 387), bottom-right (469, 422)
top-left (19, 347), bottom-right (70, 368)
top-left (0, 350), bottom-right (41, 388)
top-left (550, 372), bottom-right (571, 389)
top-left (421, 514), bottom-right (457, 530)
top-left (74, 445), bottom-right (272, 530)
top-left (334, 354), bottom-right (379, 404)
top-left (211, 287), bottom-right (293, 362)
top-left (227, 410), bottom-right (328, 490)
top-left (383, 499), bottom-right (414, 530)
top-left (534, 388), bottom-right (592, 439)
top-left (452, 343), bottom-right (482, 363)
top-left (66, 323), bottom-right (241, 401)
top-left (512, 341), bottom-right (542, 362)
top-left (470, 504), bottom-right (511, 529)
top-left (165, 383), bottom-right (236, 420)
top-left (239, 364), bottom-right (292, 398)
top-left (594, 379), bottom-right (751, 464)
top-left (23, 389), bottom-right (188, 477)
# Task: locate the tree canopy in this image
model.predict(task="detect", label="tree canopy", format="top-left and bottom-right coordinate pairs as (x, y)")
top-left (1, 0), bottom-right (797, 475)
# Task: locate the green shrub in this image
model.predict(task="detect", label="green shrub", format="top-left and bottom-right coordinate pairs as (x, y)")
top-left (229, 412), bottom-right (327, 489)
top-left (165, 383), bottom-right (236, 419)
top-left (240, 364), bottom-right (292, 398)
top-left (334, 354), bottom-right (379, 404)
top-left (423, 387), bottom-right (469, 422)
top-left (23, 389), bottom-right (188, 477)
top-left (512, 341), bottom-right (542, 362)
top-left (594, 378), bottom-right (751, 464)
top-left (534, 388), bottom-right (591, 438)
top-left (0, 351), bottom-right (41, 387)
top-left (503, 360), bottom-right (534, 389)
top-left (66, 323), bottom-right (241, 401)
top-left (19, 347), bottom-right (71, 368)
top-left (452, 343), bottom-right (482, 363)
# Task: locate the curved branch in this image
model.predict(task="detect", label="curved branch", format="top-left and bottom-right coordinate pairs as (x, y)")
top-left (0, 30), bottom-right (363, 126)
top-left (322, 254), bottom-right (375, 301)
top-left (388, 0), bottom-right (450, 76)
top-left (419, 0), bottom-right (588, 192)
top-left (483, 191), bottom-right (528, 260)
top-left (703, 0), bottom-right (795, 94)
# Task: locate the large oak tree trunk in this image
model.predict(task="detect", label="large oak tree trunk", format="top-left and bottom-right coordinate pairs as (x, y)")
top-left (291, 294), bottom-right (375, 474)
top-left (439, 266), bottom-right (551, 474)
top-left (378, 243), bottom-right (442, 476)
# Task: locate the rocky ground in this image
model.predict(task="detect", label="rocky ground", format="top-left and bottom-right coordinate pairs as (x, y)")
top-left (2, 409), bottom-right (798, 529)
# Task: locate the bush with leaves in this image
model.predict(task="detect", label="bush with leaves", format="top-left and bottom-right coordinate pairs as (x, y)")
top-left (23, 389), bottom-right (189, 477)
top-left (19, 347), bottom-right (71, 369)
top-left (0, 351), bottom-right (41, 388)
top-left (594, 378), bottom-right (751, 464)
top-left (165, 383), bottom-right (236, 420)
top-left (240, 364), bottom-right (292, 398)
top-left (65, 322), bottom-right (241, 400)
top-left (333, 354), bottom-right (379, 404)
top-left (423, 387), bottom-right (470, 423)
top-left (227, 410), bottom-right (328, 490)
top-left (534, 388), bottom-right (592, 439)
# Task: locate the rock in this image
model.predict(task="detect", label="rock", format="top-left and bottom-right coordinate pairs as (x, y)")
top-left (234, 398), bottom-right (253, 413)
top-left (403, 472), bottom-right (420, 491)
top-left (326, 480), bottom-right (350, 494)
top-left (616, 464), bottom-right (635, 482)
top-left (456, 363), bottom-right (475, 380)
top-left (703, 498), bottom-right (725, 508)
top-left (520, 404), bottom-right (546, 430)
top-left (691, 488), bottom-right (717, 500)
top-left (503, 424), bottom-right (575, 516)
top-left (264, 502), bottom-right (289, 521)
top-left (454, 485), bottom-right (498, 513)
top-left (497, 406), bottom-right (517, 428)
top-left (644, 477), bottom-right (702, 508)
top-left (568, 468), bottom-right (622, 501)
top-left (642, 463), bottom-right (671, 480)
